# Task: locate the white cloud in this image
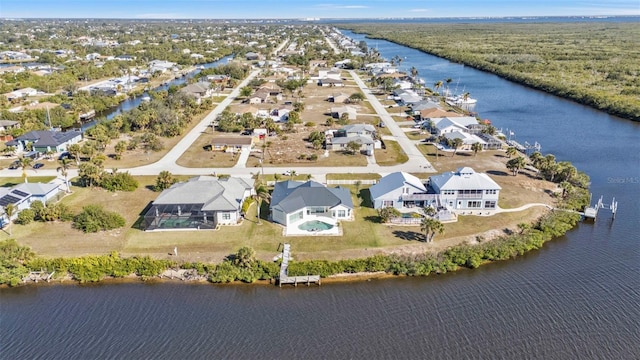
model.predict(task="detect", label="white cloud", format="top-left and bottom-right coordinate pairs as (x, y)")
top-left (409, 8), bottom-right (430, 13)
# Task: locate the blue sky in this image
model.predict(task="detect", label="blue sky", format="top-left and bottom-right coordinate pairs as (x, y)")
top-left (1, 0), bottom-right (639, 19)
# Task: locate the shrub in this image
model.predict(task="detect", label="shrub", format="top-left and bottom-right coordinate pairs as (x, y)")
top-left (15, 209), bottom-right (35, 225)
top-left (100, 171), bottom-right (139, 192)
top-left (73, 205), bottom-right (126, 233)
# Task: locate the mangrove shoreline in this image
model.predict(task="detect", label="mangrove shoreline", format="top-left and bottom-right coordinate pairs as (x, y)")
top-left (340, 22), bottom-right (640, 122)
top-left (2, 209), bottom-right (582, 288)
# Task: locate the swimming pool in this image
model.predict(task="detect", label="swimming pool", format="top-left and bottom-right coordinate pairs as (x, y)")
top-left (297, 220), bottom-right (334, 232)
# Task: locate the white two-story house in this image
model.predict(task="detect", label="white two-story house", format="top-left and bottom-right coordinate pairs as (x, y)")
top-left (428, 167), bottom-right (501, 211)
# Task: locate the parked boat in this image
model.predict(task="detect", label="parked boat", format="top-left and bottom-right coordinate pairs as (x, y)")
top-left (141, 95), bottom-right (151, 102)
top-left (446, 94), bottom-right (477, 106)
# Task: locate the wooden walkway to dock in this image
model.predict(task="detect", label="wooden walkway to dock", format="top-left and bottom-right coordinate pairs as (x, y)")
top-left (277, 243), bottom-right (321, 287)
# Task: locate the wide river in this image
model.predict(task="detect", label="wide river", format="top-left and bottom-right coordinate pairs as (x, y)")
top-left (1, 29), bottom-right (639, 359)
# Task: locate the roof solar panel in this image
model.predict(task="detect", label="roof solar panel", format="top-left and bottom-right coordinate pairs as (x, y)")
top-left (11, 190), bottom-right (29, 197)
top-left (0, 195), bottom-right (19, 207)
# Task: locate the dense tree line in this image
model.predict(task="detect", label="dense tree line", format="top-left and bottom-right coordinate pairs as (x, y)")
top-left (342, 22), bottom-right (640, 121)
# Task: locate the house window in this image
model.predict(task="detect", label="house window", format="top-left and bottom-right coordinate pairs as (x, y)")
top-left (382, 200), bottom-right (394, 207)
top-left (468, 201), bottom-right (482, 208)
top-left (485, 189), bottom-right (497, 195)
top-left (443, 190), bottom-right (455, 195)
top-left (289, 211), bottom-right (303, 222)
top-left (307, 207), bottom-right (325, 214)
top-left (485, 201), bottom-right (496, 209)
top-left (338, 210), bottom-right (346, 218)
top-left (222, 213), bottom-right (231, 220)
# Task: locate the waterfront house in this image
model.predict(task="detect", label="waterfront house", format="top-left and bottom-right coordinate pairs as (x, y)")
top-left (430, 116), bottom-right (480, 136)
top-left (143, 176), bottom-right (254, 231)
top-left (428, 167), bottom-right (501, 211)
top-left (245, 52), bottom-right (260, 61)
top-left (180, 82), bottom-right (214, 104)
top-left (270, 180), bottom-right (353, 229)
top-left (369, 172), bottom-right (441, 210)
top-left (443, 131), bottom-right (487, 150)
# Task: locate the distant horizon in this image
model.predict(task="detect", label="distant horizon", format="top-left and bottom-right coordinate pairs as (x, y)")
top-left (2, 0), bottom-right (639, 20)
top-left (2, 15), bottom-right (640, 21)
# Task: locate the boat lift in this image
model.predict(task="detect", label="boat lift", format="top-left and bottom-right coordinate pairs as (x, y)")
top-left (583, 194), bottom-right (618, 221)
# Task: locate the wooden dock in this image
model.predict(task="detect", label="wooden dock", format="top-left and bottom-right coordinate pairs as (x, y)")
top-left (277, 243), bottom-right (321, 287)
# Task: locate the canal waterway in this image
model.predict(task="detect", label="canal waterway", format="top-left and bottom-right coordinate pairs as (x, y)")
top-left (1, 31), bottom-right (639, 360)
top-left (80, 55), bottom-right (233, 131)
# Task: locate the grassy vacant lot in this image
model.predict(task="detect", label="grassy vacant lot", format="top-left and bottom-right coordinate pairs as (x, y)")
top-left (176, 129), bottom-right (239, 168)
top-left (375, 139), bottom-right (408, 166)
top-left (343, 22), bottom-right (640, 121)
top-left (101, 104), bottom-right (215, 169)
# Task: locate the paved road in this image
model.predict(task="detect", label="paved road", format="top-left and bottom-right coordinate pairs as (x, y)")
top-left (3, 68), bottom-right (436, 181)
top-left (348, 70), bottom-right (434, 172)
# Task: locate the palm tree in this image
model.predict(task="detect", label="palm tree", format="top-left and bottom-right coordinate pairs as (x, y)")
top-left (433, 80), bottom-right (443, 95)
top-left (451, 138), bottom-right (463, 156)
top-left (19, 156), bottom-right (33, 183)
top-left (67, 143), bottom-right (81, 165)
top-left (252, 182), bottom-right (271, 224)
top-left (445, 78), bottom-right (453, 95)
top-left (471, 142), bottom-right (483, 157)
top-left (506, 146), bottom-right (518, 158)
top-left (506, 156), bottom-right (527, 176)
top-left (423, 206), bottom-right (436, 217)
top-left (410, 66), bottom-right (418, 79)
top-left (559, 181), bottom-right (573, 199)
top-left (57, 158), bottom-right (73, 193)
top-left (289, 170), bottom-right (297, 180)
top-left (3, 203), bottom-right (17, 236)
top-left (420, 217), bottom-right (444, 242)
top-left (378, 207), bottom-right (400, 223)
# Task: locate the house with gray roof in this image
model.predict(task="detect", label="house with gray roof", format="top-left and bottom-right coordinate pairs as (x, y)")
top-left (270, 180), bottom-right (353, 231)
top-left (430, 116), bottom-right (480, 136)
top-left (143, 176), bottom-right (254, 231)
top-left (428, 167), bottom-right (501, 211)
top-left (369, 172), bottom-right (441, 210)
top-left (0, 181), bottom-right (62, 227)
top-left (180, 82), bottom-right (213, 104)
top-left (6, 130), bottom-right (82, 153)
top-left (326, 123), bottom-right (380, 155)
